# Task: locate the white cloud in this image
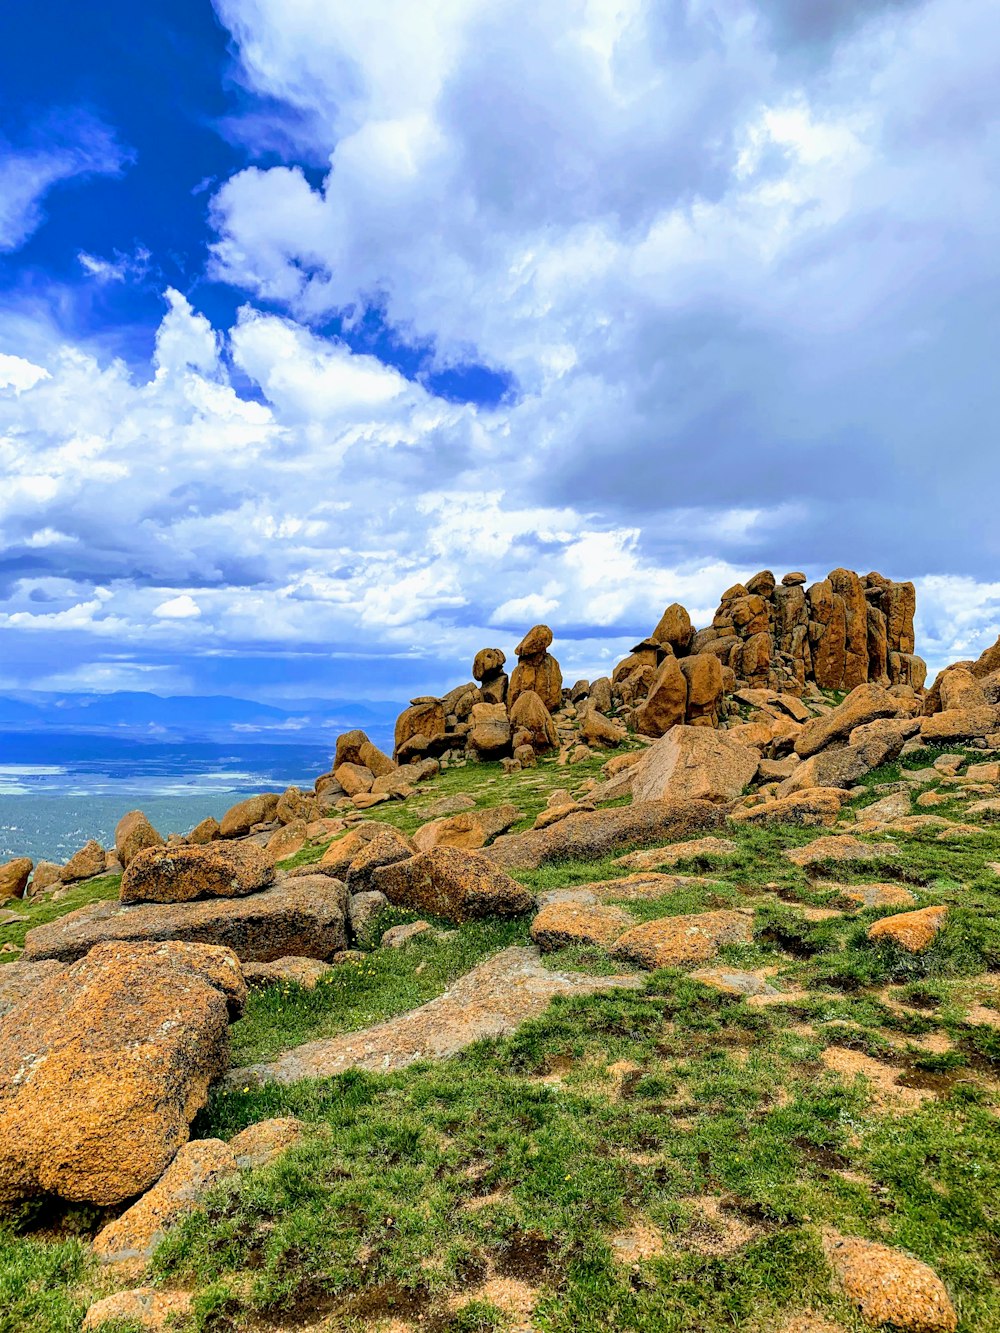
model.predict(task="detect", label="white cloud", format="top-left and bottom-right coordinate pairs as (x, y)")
top-left (154, 594), bottom-right (202, 620)
top-left (0, 352), bottom-right (49, 393)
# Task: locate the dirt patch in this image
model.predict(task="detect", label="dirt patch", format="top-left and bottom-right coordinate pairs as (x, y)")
top-left (966, 1004), bottom-right (1000, 1028)
top-left (446, 1276), bottom-right (538, 1332)
top-left (610, 1217), bottom-right (665, 1265)
top-left (821, 1046), bottom-right (931, 1111)
top-left (678, 1195), bottom-right (765, 1256)
top-left (776, 1314), bottom-right (848, 1333)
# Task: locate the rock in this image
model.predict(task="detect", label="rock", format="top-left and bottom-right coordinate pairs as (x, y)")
top-left (630, 726), bottom-right (759, 804)
top-left (425, 793), bottom-right (477, 817)
top-left (530, 902), bottom-right (632, 951)
top-left (347, 889), bottom-right (389, 947)
top-left (571, 679), bottom-right (591, 702)
top-left (487, 800), bottom-right (724, 871)
top-left (120, 841), bottom-right (275, 905)
top-left (344, 826), bottom-right (417, 894)
top-left (730, 789), bottom-right (847, 828)
top-left (868, 905), bottom-right (947, 952)
top-left (680, 652), bottom-right (725, 726)
top-left (473, 647), bottom-right (507, 680)
top-left (414, 810), bottom-right (488, 852)
top-left (188, 816), bottom-right (220, 844)
top-left (757, 755), bottom-right (801, 781)
top-left (114, 811), bottom-right (164, 868)
top-left (590, 677), bottom-right (613, 713)
top-left (508, 653), bottom-right (563, 713)
top-left (610, 911), bottom-right (754, 969)
top-left (381, 920), bottom-right (433, 949)
top-left (93, 1137), bottom-right (238, 1263)
top-left (27, 861), bottom-right (62, 896)
top-left (508, 689), bottom-right (558, 751)
top-left (319, 822), bottom-right (390, 876)
top-left (634, 655), bottom-right (688, 737)
top-left (243, 956), bottom-right (334, 989)
top-left (230, 1116), bottom-right (305, 1169)
top-left (24, 877), bottom-right (349, 965)
top-left (83, 1288), bottom-right (193, 1332)
top-left (0, 941), bottom-right (244, 1207)
top-left (275, 786), bottom-right (318, 825)
top-left (467, 701), bottom-right (513, 759)
top-left (579, 704), bottom-right (627, 747)
top-left (785, 835), bottom-right (897, 870)
top-left (0, 959), bottom-right (65, 1016)
top-left (515, 624), bottom-right (553, 656)
top-left (778, 744), bottom-right (871, 793)
top-left (822, 1232), bottom-right (956, 1333)
top-left (782, 571), bottom-right (807, 586)
top-left (266, 820), bottom-right (308, 863)
top-left (832, 884), bottom-right (917, 910)
top-left (371, 847), bottom-right (535, 922)
top-left (690, 967), bottom-right (779, 996)
top-left (967, 761), bottom-right (1000, 781)
top-left (334, 729), bottom-right (370, 769)
top-left (651, 603), bottom-right (694, 653)
top-left (855, 790), bottom-right (912, 824)
top-left (334, 762), bottom-right (375, 797)
top-left (60, 839), bottom-right (105, 883)
top-left (847, 716), bottom-right (921, 768)
top-left (0, 857), bottom-right (32, 900)
top-left (394, 699), bottom-right (447, 761)
top-left (795, 684), bottom-right (900, 758)
top-left (616, 837), bottom-right (738, 869)
top-left (219, 793), bottom-right (280, 838)
top-left (921, 705), bottom-right (1000, 743)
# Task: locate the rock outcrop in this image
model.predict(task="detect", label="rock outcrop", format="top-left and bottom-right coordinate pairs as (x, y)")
top-left (0, 941), bottom-right (245, 1207)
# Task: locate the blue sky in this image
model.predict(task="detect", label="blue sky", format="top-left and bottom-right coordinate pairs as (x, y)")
top-left (0, 0), bottom-right (997, 707)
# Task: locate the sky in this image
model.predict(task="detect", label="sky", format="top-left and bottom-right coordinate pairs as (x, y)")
top-left (0, 0), bottom-right (998, 708)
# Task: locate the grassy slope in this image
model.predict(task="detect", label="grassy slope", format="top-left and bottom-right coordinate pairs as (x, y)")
top-left (3, 743), bottom-right (1000, 1331)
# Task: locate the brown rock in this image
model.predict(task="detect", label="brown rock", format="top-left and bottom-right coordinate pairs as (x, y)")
top-left (188, 816), bottom-right (220, 844)
top-left (114, 811), bottom-right (164, 869)
top-left (785, 835), bottom-right (898, 870)
top-left (508, 653), bottom-right (563, 712)
top-left (0, 941), bottom-right (244, 1206)
top-left (467, 701), bottom-right (513, 759)
top-left (120, 840), bottom-right (274, 904)
top-left (359, 740), bottom-right (396, 778)
top-left (83, 1288), bottom-right (193, 1332)
top-left (275, 786), bottom-right (318, 825)
top-left (509, 689), bottom-right (558, 750)
top-left (867, 905), bottom-right (947, 953)
top-left (794, 683), bottom-right (900, 758)
top-left (782, 571), bottom-right (807, 586)
top-left (381, 920), bottom-right (434, 948)
top-left (728, 789), bottom-right (845, 827)
top-left (680, 652), bottom-right (725, 726)
top-left (778, 745), bottom-right (871, 793)
top-left (319, 822), bottom-right (387, 876)
top-left (414, 810), bottom-right (487, 853)
top-left (832, 883), bottom-right (916, 910)
top-left (334, 762), bottom-right (375, 797)
top-left (829, 568), bottom-right (869, 689)
top-left (0, 959), bottom-right (65, 1016)
top-left (24, 877), bottom-right (349, 965)
top-left (580, 704), bottom-right (627, 747)
top-left (631, 726), bottom-right (759, 804)
top-left (371, 847), bottom-right (534, 922)
top-left (27, 860), bottom-right (62, 896)
top-left (394, 699), bottom-right (447, 760)
top-left (265, 821), bottom-right (308, 863)
top-left (473, 647), bottom-right (507, 680)
top-left (847, 716), bottom-right (920, 768)
top-left (530, 902), bottom-right (632, 951)
top-left (487, 800), bottom-right (724, 871)
top-left (651, 602), bottom-right (693, 653)
top-left (243, 956), bottom-right (333, 989)
top-left (344, 826), bottom-right (416, 894)
top-left (589, 676), bottom-right (613, 713)
top-left (0, 857), bottom-right (32, 900)
top-left (738, 630), bottom-right (773, 686)
top-left (93, 1137), bottom-right (238, 1263)
top-left (610, 910), bottom-right (753, 969)
top-left (60, 839), bottom-right (105, 883)
top-left (921, 705), bottom-right (1000, 743)
top-left (515, 624), bottom-right (553, 657)
top-left (230, 1116), bottom-right (305, 1169)
top-left (822, 1232), bottom-right (956, 1332)
top-left (334, 728), bottom-right (369, 769)
top-left (634, 655), bottom-right (688, 737)
top-left (219, 793), bottom-right (280, 838)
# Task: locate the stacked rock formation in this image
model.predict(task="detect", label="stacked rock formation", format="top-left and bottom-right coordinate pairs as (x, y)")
top-left (508, 625), bottom-right (563, 712)
top-left (690, 568), bottom-right (925, 695)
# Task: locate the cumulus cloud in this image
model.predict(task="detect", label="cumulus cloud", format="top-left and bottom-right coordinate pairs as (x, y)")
top-left (0, 0), bottom-right (996, 700)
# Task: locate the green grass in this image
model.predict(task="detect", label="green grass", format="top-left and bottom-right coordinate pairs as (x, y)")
top-left (0, 874), bottom-right (121, 964)
top-left (0, 1233), bottom-right (93, 1333)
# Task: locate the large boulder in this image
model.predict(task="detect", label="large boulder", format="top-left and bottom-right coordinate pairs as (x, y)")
top-left (61, 840), bottom-right (105, 883)
top-left (508, 655), bottom-right (563, 713)
top-left (508, 689), bottom-right (558, 751)
top-left (486, 800), bottom-right (724, 871)
top-left (634, 656), bottom-right (688, 737)
top-left (794, 684), bottom-right (900, 758)
top-left (343, 826), bottom-right (416, 894)
top-left (651, 603), bottom-right (694, 654)
top-left (413, 804), bottom-right (519, 853)
top-left (921, 705), bottom-right (1000, 743)
top-left (473, 647), bottom-right (506, 680)
top-left (467, 702), bottom-right (513, 759)
top-left (0, 941), bottom-right (245, 1207)
top-left (630, 726), bottom-right (759, 804)
top-left (0, 857), bottom-right (32, 901)
top-left (219, 793), bottom-right (280, 839)
top-left (394, 699), bottom-right (447, 761)
top-left (728, 789), bottom-right (845, 828)
top-left (371, 847), bottom-right (534, 922)
top-left (611, 910), bottom-right (754, 969)
top-left (23, 877), bottom-right (349, 965)
top-left (515, 624), bottom-right (553, 657)
top-left (823, 1232), bottom-right (956, 1333)
top-left (120, 841), bottom-right (274, 904)
top-left (679, 652), bottom-right (725, 726)
top-left (114, 811), bottom-right (164, 869)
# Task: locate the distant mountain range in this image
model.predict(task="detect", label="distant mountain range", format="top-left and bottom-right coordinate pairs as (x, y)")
top-left (0, 692), bottom-right (401, 745)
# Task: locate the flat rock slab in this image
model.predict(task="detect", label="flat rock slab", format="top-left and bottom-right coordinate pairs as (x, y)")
top-left (23, 876), bottom-right (348, 964)
top-left (235, 946), bottom-right (641, 1085)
